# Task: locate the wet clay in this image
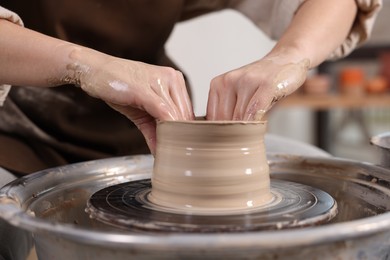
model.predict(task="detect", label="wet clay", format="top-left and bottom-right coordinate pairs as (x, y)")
top-left (149, 120), bottom-right (272, 214)
top-left (253, 59), bottom-right (309, 121)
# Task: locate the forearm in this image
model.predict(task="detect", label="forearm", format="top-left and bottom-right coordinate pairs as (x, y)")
top-left (267, 0), bottom-right (358, 68)
top-left (0, 19), bottom-right (105, 87)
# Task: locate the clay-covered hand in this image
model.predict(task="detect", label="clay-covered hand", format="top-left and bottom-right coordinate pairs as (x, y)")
top-left (206, 57), bottom-right (309, 121)
top-left (67, 49), bottom-right (194, 154)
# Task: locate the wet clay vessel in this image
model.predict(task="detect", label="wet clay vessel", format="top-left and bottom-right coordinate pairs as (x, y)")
top-left (149, 120), bottom-right (272, 214)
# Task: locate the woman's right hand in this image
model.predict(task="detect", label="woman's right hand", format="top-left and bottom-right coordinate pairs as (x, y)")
top-left (0, 18), bottom-right (194, 154)
top-left (66, 48), bottom-right (194, 154)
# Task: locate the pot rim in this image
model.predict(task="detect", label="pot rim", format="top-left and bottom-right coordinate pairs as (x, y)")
top-left (157, 119), bottom-right (266, 125)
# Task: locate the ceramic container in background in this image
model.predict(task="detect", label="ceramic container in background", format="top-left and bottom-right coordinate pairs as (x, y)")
top-left (371, 132), bottom-right (390, 168)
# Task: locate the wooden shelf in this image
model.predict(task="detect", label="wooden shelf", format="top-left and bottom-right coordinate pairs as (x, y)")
top-left (276, 93), bottom-right (390, 110)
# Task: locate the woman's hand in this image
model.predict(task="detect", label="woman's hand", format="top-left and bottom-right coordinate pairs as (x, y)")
top-left (206, 56), bottom-right (309, 121)
top-left (207, 0), bottom-right (362, 122)
top-left (68, 48), bottom-right (194, 154)
top-left (0, 20), bottom-right (194, 154)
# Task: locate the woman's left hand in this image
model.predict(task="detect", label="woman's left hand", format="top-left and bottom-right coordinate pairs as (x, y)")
top-left (206, 57), bottom-right (309, 121)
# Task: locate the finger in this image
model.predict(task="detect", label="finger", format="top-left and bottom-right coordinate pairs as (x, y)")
top-left (232, 85), bottom-right (258, 121)
top-left (216, 88), bottom-right (236, 120)
top-left (133, 115), bottom-right (157, 155)
top-left (169, 70), bottom-right (195, 120)
top-left (131, 87), bottom-right (177, 121)
top-left (206, 86), bottom-right (219, 121)
top-left (150, 78), bottom-right (182, 120)
top-left (243, 89), bottom-right (273, 121)
top-left (107, 103), bottom-right (157, 154)
top-left (143, 95), bottom-right (178, 121)
top-left (207, 77), bottom-right (236, 120)
top-left (117, 82), bottom-right (176, 121)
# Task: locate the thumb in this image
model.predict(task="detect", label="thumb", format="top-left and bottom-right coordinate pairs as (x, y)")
top-left (107, 102), bottom-right (158, 155)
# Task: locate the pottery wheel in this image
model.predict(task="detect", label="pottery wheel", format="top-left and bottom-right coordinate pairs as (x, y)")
top-left (86, 179), bottom-right (337, 233)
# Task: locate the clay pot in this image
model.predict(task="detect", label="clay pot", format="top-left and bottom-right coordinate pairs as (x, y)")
top-left (149, 120), bottom-right (272, 214)
top-left (302, 74), bottom-right (331, 95)
top-left (339, 67), bottom-right (365, 96)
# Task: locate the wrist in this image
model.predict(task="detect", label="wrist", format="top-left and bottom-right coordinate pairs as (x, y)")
top-left (60, 45), bottom-right (108, 87)
top-left (264, 43), bottom-right (312, 69)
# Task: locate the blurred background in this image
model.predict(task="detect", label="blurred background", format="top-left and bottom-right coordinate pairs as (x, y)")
top-left (166, 1), bottom-right (390, 164)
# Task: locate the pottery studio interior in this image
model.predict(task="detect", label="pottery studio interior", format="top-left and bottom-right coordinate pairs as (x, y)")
top-left (1, 1), bottom-right (390, 260)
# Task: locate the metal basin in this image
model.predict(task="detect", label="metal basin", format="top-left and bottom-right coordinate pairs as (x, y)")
top-left (0, 154), bottom-right (389, 259)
